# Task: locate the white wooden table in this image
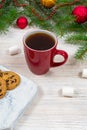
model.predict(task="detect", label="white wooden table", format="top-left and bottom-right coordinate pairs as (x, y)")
top-left (0, 27), bottom-right (87, 130)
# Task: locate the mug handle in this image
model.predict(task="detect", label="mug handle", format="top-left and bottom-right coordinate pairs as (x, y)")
top-left (51, 49), bottom-right (68, 67)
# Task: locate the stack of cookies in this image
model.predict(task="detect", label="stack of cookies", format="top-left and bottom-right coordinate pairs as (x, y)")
top-left (0, 70), bottom-right (20, 99)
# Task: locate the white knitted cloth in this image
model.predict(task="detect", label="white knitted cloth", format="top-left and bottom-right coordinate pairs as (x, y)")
top-left (0, 66), bottom-right (37, 130)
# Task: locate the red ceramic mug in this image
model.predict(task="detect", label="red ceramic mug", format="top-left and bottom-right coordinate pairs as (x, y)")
top-left (23, 29), bottom-right (68, 75)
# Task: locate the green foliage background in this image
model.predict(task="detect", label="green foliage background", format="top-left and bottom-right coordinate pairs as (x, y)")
top-left (0, 0), bottom-right (87, 60)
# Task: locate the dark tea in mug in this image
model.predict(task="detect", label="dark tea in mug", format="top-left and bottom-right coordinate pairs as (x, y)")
top-left (25, 33), bottom-right (55, 50)
top-left (23, 29), bottom-right (68, 75)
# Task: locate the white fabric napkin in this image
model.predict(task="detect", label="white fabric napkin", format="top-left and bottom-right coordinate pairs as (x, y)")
top-left (0, 66), bottom-right (37, 130)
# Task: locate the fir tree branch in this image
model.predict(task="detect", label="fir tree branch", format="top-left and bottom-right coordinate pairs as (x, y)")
top-left (75, 45), bottom-right (87, 60)
top-left (0, 6), bottom-right (19, 32)
top-left (66, 34), bottom-right (87, 45)
top-left (32, 0), bottom-right (80, 20)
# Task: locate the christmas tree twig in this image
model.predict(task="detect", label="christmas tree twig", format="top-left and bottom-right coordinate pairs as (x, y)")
top-left (75, 45), bottom-right (87, 60)
top-left (32, 0), bottom-right (80, 20)
top-left (13, 0), bottom-right (28, 7)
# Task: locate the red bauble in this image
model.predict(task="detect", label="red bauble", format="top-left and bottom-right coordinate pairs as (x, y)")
top-left (72, 5), bottom-right (87, 24)
top-left (16, 16), bottom-right (28, 29)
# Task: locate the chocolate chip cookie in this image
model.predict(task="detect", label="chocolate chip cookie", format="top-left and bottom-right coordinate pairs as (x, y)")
top-left (3, 71), bottom-right (20, 90)
top-left (0, 77), bottom-right (7, 99)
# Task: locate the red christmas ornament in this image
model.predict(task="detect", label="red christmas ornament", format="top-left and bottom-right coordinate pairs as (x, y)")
top-left (72, 5), bottom-right (87, 24)
top-left (16, 16), bottom-right (28, 29)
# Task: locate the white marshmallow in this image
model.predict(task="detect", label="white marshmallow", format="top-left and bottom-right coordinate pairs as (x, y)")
top-left (61, 87), bottom-right (75, 97)
top-left (8, 45), bottom-right (21, 55)
top-left (82, 69), bottom-right (87, 78)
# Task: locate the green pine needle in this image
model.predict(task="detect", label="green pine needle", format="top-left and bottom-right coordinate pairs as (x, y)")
top-left (66, 34), bottom-right (87, 45)
top-left (75, 45), bottom-right (87, 60)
